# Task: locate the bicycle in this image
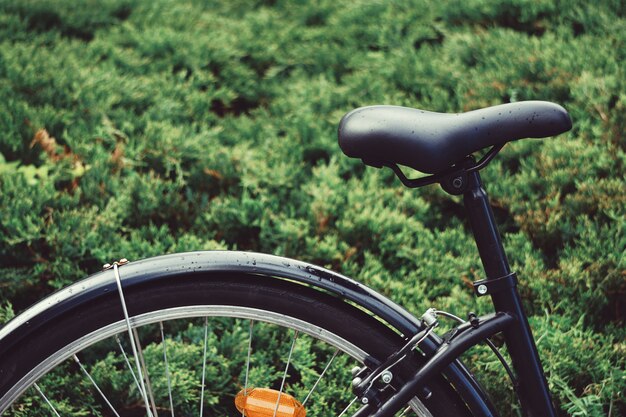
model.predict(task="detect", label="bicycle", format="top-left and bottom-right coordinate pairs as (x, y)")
top-left (0, 100), bottom-right (572, 417)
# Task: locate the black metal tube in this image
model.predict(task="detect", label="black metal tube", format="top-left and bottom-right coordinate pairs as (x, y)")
top-left (463, 171), bottom-right (557, 417)
top-left (365, 313), bottom-right (515, 417)
top-left (463, 173), bottom-right (511, 277)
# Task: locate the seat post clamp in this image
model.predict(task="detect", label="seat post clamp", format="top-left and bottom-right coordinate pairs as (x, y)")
top-left (473, 272), bottom-right (518, 297)
top-left (440, 170), bottom-right (469, 195)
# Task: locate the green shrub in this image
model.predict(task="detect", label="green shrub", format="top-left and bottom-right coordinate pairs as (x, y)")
top-left (0, 0), bottom-right (624, 416)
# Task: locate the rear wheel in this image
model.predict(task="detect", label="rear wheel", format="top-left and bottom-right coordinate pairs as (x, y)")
top-left (0, 272), bottom-right (474, 416)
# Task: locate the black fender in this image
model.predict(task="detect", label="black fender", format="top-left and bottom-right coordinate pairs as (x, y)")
top-left (0, 251), bottom-right (496, 416)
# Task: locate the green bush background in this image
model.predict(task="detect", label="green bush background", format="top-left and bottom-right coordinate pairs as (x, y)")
top-left (0, 0), bottom-right (624, 416)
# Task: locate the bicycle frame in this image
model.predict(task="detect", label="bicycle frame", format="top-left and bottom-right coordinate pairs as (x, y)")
top-left (0, 172), bottom-right (553, 417)
top-left (360, 170), bottom-right (557, 417)
top-left (464, 171), bottom-right (556, 417)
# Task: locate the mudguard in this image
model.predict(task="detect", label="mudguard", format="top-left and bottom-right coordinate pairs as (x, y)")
top-left (0, 251), bottom-right (497, 416)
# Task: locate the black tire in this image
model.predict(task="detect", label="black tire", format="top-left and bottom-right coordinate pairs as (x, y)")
top-left (0, 272), bottom-right (474, 416)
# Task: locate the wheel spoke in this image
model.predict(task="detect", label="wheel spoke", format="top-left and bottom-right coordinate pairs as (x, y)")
top-left (160, 322), bottom-right (175, 417)
top-left (400, 406), bottom-right (414, 416)
top-left (199, 317), bottom-right (209, 417)
top-left (34, 383), bottom-right (61, 417)
top-left (337, 396), bottom-right (358, 417)
top-left (73, 354), bottom-right (121, 417)
top-left (273, 330), bottom-right (299, 417)
top-left (116, 335), bottom-right (143, 397)
top-left (242, 320), bottom-right (254, 417)
top-left (133, 327), bottom-right (159, 417)
top-left (301, 348), bottom-right (339, 406)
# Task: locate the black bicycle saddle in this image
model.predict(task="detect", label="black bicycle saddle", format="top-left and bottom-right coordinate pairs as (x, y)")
top-left (338, 101), bottom-right (572, 174)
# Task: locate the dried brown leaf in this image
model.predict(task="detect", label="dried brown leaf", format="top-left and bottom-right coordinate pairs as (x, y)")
top-left (30, 129), bottom-right (61, 161)
top-left (204, 168), bottom-right (223, 180)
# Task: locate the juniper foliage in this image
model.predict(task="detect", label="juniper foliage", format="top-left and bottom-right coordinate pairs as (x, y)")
top-left (0, 1), bottom-right (624, 416)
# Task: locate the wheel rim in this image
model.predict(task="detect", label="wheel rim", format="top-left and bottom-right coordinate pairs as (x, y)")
top-left (2, 305), bottom-right (432, 417)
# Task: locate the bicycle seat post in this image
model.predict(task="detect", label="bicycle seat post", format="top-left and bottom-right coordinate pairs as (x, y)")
top-left (463, 170), bottom-right (557, 417)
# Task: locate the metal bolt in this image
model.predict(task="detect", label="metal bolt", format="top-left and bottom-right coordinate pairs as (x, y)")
top-left (452, 176), bottom-right (463, 188)
top-left (421, 308), bottom-right (438, 326)
top-left (102, 263), bottom-right (111, 270)
top-left (361, 397), bottom-right (369, 404)
top-left (381, 371), bottom-right (393, 384)
top-left (351, 366), bottom-right (362, 377)
top-left (469, 312), bottom-right (480, 328)
top-left (352, 377), bottom-right (362, 388)
top-left (477, 284), bottom-right (488, 295)
top-left (119, 258), bottom-right (129, 264)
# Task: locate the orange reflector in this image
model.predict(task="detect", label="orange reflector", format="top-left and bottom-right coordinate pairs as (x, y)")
top-left (235, 388), bottom-right (307, 417)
